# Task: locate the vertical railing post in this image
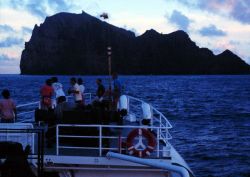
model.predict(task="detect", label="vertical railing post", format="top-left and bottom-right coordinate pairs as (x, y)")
top-left (90, 93), bottom-right (92, 103)
top-left (56, 125), bottom-right (59, 155)
top-left (157, 128), bottom-right (160, 158)
top-left (99, 125), bottom-right (102, 156)
top-left (127, 96), bottom-right (130, 113)
top-left (40, 129), bottom-right (44, 177)
top-left (159, 114), bottom-right (162, 138)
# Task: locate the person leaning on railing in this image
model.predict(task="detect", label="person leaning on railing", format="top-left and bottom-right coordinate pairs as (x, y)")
top-left (112, 72), bottom-right (123, 110)
top-left (0, 89), bottom-right (17, 123)
top-left (40, 79), bottom-right (54, 110)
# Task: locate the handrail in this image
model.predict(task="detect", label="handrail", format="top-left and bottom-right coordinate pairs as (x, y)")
top-left (16, 93), bottom-right (93, 108)
top-left (16, 101), bottom-right (40, 108)
top-left (127, 95), bottom-right (172, 129)
top-left (56, 123), bottom-right (172, 157)
top-left (57, 124), bottom-right (170, 129)
top-left (107, 152), bottom-right (190, 177)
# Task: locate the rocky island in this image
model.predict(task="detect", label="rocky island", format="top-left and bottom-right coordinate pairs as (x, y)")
top-left (20, 12), bottom-right (250, 75)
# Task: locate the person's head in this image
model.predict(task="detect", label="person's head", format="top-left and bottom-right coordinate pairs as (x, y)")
top-left (78, 78), bottom-right (83, 85)
top-left (51, 77), bottom-right (58, 83)
top-left (70, 77), bottom-right (77, 85)
top-left (96, 78), bottom-right (102, 85)
top-left (46, 79), bottom-right (52, 86)
top-left (1, 89), bottom-right (10, 99)
top-left (112, 72), bottom-right (118, 80)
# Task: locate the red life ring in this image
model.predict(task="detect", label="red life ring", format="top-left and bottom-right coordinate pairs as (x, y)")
top-left (127, 128), bottom-right (156, 158)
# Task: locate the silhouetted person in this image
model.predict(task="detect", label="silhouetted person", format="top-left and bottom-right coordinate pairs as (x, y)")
top-left (96, 79), bottom-right (105, 101)
top-left (112, 72), bottom-right (122, 110)
top-left (0, 89), bottom-right (16, 123)
top-left (0, 142), bottom-right (36, 177)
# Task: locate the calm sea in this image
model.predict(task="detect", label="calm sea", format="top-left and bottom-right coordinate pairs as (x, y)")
top-left (0, 75), bottom-right (249, 177)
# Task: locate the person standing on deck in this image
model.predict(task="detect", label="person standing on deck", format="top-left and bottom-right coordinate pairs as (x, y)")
top-left (40, 79), bottom-right (54, 110)
top-left (51, 77), bottom-right (66, 104)
top-left (68, 77), bottom-right (83, 108)
top-left (0, 89), bottom-right (17, 123)
top-left (78, 78), bottom-right (85, 105)
top-left (96, 79), bottom-right (105, 101)
top-left (112, 72), bottom-right (122, 110)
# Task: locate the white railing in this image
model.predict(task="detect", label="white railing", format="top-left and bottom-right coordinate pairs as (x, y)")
top-left (56, 124), bottom-right (172, 158)
top-left (15, 94), bottom-right (173, 159)
top-left (126, 96), bottom-right (172, 145)
top-left (16, 93), bottom-right (93, 123)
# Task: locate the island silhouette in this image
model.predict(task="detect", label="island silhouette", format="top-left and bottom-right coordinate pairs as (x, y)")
top-left (20, 11), bottom-right (250, 75)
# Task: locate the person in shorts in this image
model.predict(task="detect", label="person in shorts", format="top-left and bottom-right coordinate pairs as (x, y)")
top-left (51, 77), bottom-right (66, 104)
top-left (68, 77), bottom-right (83, 108)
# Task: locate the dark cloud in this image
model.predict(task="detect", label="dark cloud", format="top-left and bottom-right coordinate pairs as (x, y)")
top-left (9, 0), bottom-right (73, 19)
top-left (48, 0), bottom-right (73, 11)
top-left (231, 1), bottom-right (250, 24)
top-left (26, 1), bottom-right (48, 19)
top-left (0, 37), bottom-right (23, 47)
top-left (168, 10), bottom-right (190, 31)
top-left (199, 25), bottom-right (226, 37)
top-left (0, 25), bottom-right (15, 32)
top-left (177, 0), bottom-right (250, 24)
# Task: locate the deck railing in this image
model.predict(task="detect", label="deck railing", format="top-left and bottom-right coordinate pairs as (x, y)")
top-left (15, 94), bottom-right (173, 158)
top-left (56, 124), bottom-right (172, 158)
top-left (16, 93), bottom-right (93, 123)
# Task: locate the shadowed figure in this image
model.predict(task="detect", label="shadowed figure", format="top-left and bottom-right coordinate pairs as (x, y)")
top-left (0, 142), bottom-right (36, 177)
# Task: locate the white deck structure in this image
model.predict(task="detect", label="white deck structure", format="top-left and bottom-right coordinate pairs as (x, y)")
top-left (0, 94), bottom-right (194, 177)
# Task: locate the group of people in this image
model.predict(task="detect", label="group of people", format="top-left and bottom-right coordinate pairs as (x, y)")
top-left (40, 77), bottom-right (85, 110)
top-left (94, 73), bottom-right (123, 110)
top-left (0, 73), bottom-right (123, 123)
top-left (40, 73), bottom-right (122, 111)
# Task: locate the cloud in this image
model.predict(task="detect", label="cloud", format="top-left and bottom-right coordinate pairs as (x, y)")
top-left (0, 24), bottom-right (15, 32)
top-left (9, 0), bottom-right (25, 9)
top-left (231, 1), bottom-right (250, 24)
top-left (26, 1), bottom-right (47, 19)
top-left (48, 0), bottom-right (73, 12)
top-left (168, 10), bottom-right (190, 31)
top-left (0, 54), bottom-right (15, 61)
top-left (0, 37), bottom-right (23, 47)
top-left (123, 25), bottom-right (139, 36)
top-left (199, 25), bottom-right (226, 37)
top-left (8, 0), bottom-right (74, 19)
top-left (0, 54), bottom-right (20, 74)
top-left (178, 0), bottom-right (250, 24)
top-left (22, 26), bottom-right (32, 34)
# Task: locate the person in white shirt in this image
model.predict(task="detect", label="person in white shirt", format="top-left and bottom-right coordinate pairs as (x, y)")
top-left (78, 78), bottom-right (85, 105)
top-left (68, 77), bottom-right (83, 108)
top-left (51, 77), bottom-right (66, 104)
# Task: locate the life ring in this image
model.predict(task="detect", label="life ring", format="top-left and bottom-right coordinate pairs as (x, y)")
top-left (127, 128), bottom-right (156, 157)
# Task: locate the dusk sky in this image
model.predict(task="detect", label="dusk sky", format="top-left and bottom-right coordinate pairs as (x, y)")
top-left (0, 0), bottom-right (250, 74)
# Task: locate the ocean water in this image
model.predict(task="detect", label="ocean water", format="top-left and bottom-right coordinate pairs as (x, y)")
top-left (0, 75), bottom-right (249, 177)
